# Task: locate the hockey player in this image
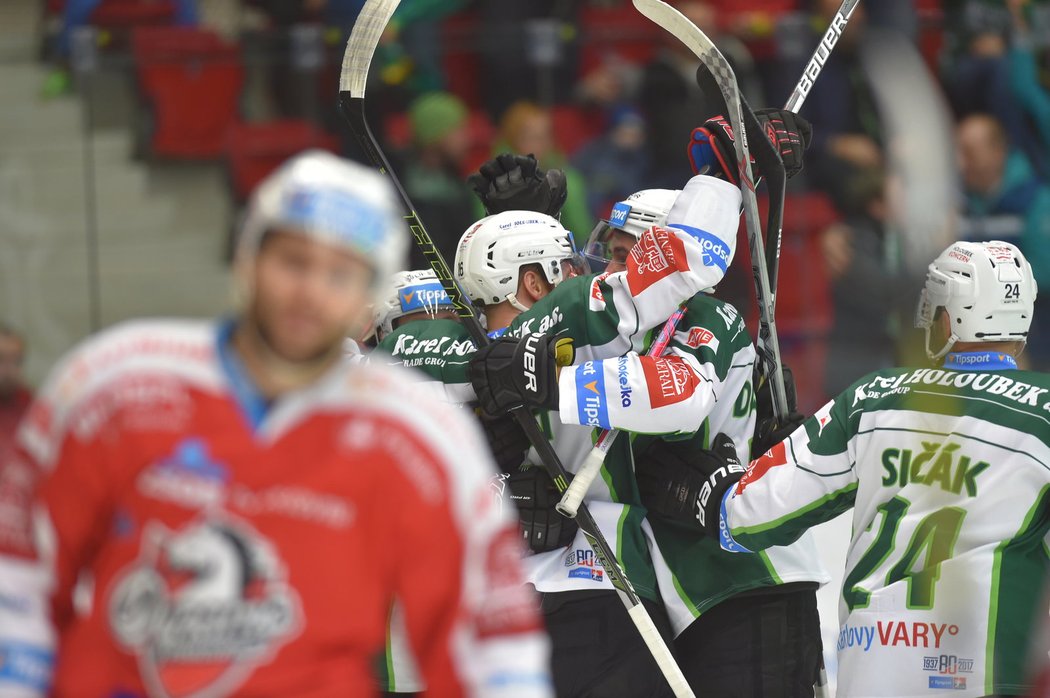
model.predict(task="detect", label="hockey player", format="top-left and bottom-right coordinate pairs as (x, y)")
top-left (0, 151), bottom-right (552, 698)
top-left (580, 183), bottom-right (830, 697)
top-left (377, 177), bottom-right (743, 697)
top-left (669, 240), bottom-right (1049, 698)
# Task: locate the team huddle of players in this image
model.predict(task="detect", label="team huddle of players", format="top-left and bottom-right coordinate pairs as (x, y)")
top-left (0, 101), bottom-right (1044, 698)
top-left (366, 116), bottom-right (1049, 698)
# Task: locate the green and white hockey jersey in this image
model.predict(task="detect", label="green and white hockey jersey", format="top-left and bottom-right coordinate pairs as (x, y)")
top-left (719, 356), bottom-right (1050, 697)
top-left (375, 192), bottom-right (745, 595)
top-left (624, 293), bottom-right (828, 637)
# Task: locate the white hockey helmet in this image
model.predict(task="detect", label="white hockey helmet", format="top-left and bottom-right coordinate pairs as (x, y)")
top-left (374, 269), bottom-right (456, 340)
top-left (916, 240), bottom-right (1037, 360)
top-left (237, 150), bottom-right (407, 291)
top-left (454, 210), bottom-right (583, 309)
top-left (583, 188), bottom-right (680, 271)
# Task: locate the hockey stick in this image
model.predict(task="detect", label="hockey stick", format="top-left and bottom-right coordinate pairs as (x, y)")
top-left (784, 0), bottom-right (862, 113)
top-left (769, 0), bottom-right (863, 305)
top-left (556, 304), bottom-right (687, 518)
top-left (338, 4), bottom-right (695, 697)
top-left (633, 0), bottom-right (790, 420)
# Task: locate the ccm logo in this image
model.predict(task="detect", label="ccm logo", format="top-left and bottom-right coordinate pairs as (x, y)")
top-left (523, 334), bottom-right (541, 393)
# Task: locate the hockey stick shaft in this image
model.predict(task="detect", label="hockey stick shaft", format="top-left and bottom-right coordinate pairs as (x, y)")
top-left (633, 0), bottom-right (789, 420)
top-left (561, 5), bottom-right (865, 516)
top-left (339, 5), bottom-right (693, 696)
top-left (556, 304), bottom-right (687, 518)
top-left (768, 0), bottom-right (862, 305)
top-left (783, 0), bottom-right (863, 113)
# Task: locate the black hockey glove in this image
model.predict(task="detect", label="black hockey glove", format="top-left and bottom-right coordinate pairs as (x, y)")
top-left (479, 412), bottom-right (531, 474)
top-left (752, 364), bottom-right (804, 459)
top-left (687, 109), bottom-right (812, 184)
top-left (636, 433), bottom-right (745, 535)
top-left (505, 466), bottom-right (579, 553)
top-left (467, 153), bottom-right (569, 218)
top-left (468, 333), bottom-right (574, 417)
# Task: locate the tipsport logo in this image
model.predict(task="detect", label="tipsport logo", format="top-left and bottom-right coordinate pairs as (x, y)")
top-left (668, 224), bottom-right (730, 272)
top-left (576, 361), bottom-right (608, 428)
top-left (398, 282), bottom-right (450, 313)
top-left (928, 676), bottom-right (968, 691)
top-left (609, 202), bottom-right (632, 228)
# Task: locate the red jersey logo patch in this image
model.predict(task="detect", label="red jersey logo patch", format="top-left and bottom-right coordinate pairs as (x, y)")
top-left (683, 327), bottom-right (720, 352)
top-left (108, 515), bottom-right (303, 698)
top-left (589, 271), bottom-right (612, 309)
top-left (626, 227), bottom-right (689, 296)
top-left (736, 441), bottom-right (787, 494)
top-left (642, 357), bottom-right (699, 408)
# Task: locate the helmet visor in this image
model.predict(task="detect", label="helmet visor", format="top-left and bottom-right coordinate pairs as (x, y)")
top-left (582, 221), bottom-right (635, 273)
top-left (560, 253), bottom-right (587, 281)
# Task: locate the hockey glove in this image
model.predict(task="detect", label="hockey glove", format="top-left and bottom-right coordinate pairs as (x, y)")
top-left (468, 333), bottom-right (574, 417)
top-left (506, 465), bottom-right (579, 553)
top-left (467, 153), bottom-right (569, 218)
top-left (636, 433), bottom-right (745, 535)
top-left (479, 412), bottom-right (532, 474)
top-left (687, 109), bottom-right (812, 184)
top-left (752, 364), bottom-right (804, 459)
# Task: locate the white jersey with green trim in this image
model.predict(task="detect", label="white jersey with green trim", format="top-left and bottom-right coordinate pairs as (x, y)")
top-left (627, 294), bottom-right (828, 637)
top-left (719, 359), bottom-right (1050, 697)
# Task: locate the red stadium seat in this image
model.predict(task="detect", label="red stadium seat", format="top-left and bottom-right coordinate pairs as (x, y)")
top-left (92, 0), bottom-right (176, 28)
top-left (225, 121), bottom-right (339, 202)
top-left (578, 2), bottom-right (661, 75)
top-left (132, 27), bottom-right (244, 159)
top-left (441, 10), bottom-right (483, 109)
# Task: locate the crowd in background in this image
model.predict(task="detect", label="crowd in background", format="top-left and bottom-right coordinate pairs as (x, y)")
top-left (31, 0), bottom-right (1050, 412)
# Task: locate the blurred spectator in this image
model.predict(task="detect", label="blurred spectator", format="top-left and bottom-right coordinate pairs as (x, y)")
top-left (0, 325), bottom-right (31, 459)
top-left (399, 92), bottom-right (477, 269)
top-left (820, 167), bottom-right (899, 395)
top-left (940, 0), bottom-right (1050, 178)
top-left (495, 101), bottom-right (593, 245)
top-left (638, 1), bottom-right (762, 189)
top-left (477, 1), bottom-right (581, 118)
top-left (956, 112), bottom-right (1050, 366)
top-left (378, 0), bottom-right (469, 94)
top-left (572, 106), bottom-right (650, 220)
top-left (1007, 0), bottom-right (1050, 177)
top-left (774, 0), bottom-right (883, 207)
top-left (44, 0), bottom-right (200, 98)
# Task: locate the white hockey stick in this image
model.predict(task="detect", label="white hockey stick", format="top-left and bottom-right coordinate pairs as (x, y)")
top-left (339, 4), bottom-right (695, 697)
top-left (556, 305), bottom-right (686, 518)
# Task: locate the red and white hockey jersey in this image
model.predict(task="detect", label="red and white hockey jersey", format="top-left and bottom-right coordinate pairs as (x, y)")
top-left (0, 319), bottom-right (551, 698)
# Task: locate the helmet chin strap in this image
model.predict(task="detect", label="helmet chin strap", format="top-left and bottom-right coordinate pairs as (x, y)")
top-left (925, 325), bottom-right (958, 361)
top-left (506, 292), bottom-right (532, 314)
